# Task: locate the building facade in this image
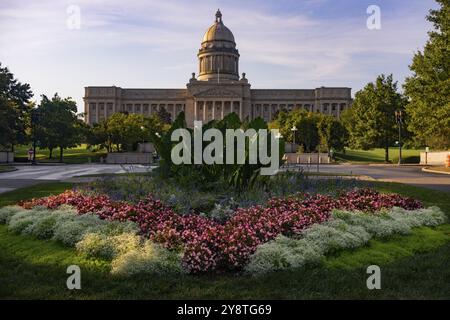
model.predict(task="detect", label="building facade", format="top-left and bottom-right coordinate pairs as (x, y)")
top-left (84, 10), bottom-right (352, 127)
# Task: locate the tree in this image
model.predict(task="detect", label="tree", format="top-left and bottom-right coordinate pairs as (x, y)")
top-left (36, 94), bottom-right (83, 162)
top-left (0, 63), bottom-right (33, 151)
top-left (0, 97), bottom-right (17, 149)
top-left (403, 0), bottom-right (450, 149)
top-left (269, 109), bottom-right (320, 152)
top-left (86, 121), bottom-right (111, 152)
top-left (344, 74), bottom-right (406, 162)
top-left (103, 113), bottom-right (162, 152)
top-left (317, 114), bottom-right (348, 155)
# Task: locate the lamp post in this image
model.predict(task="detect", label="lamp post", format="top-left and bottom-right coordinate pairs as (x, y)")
top-left (291, 125), bottom-right (298, 152)
top-left (140, 125), bottom-right (145, 143)
top-left (31, 109), bottom-right (41, 165)
top-left (395, 110), bottom-right (403, 165)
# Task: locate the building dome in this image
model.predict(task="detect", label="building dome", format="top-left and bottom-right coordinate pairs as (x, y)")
top-left (197, 9), bottom-right (240, 81)
top-left (202, 10), bottom-right (235, 44)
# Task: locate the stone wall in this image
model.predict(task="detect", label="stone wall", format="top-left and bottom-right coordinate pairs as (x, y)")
top-left (420, 151), bottom-right (450, 165)
top-left (105, 152), bottom-right (154, 164)
top-left (0, 152), bottom-right (14, 163)
top-left (283, 153), bottom-right (330, 164)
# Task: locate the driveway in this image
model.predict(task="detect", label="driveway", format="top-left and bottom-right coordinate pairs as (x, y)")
top-left (298, 164), bottom-right (450, 192)
top-left (0, 164), bottom-right (153, 194)
top-left (1, 163), bottom-right (449, 194)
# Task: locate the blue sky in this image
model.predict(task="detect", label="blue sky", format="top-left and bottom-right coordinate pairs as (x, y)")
top-left (0, 0), bottom-right (438, 113)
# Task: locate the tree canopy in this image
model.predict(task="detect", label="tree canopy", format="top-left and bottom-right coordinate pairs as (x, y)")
top-left (87, 112), bottom-right (166, 152)
top-left (343, 74), bottom-right (406, 162)
top-left (403, 0), bottom-right (450, 149)
top-left (36, 94), bottom-right (84, 161)
top-left (0, 63), bottom-right (33, 150)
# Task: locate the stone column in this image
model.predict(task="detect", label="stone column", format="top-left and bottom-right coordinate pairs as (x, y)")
top-left (221, 101), bottom-right (224, 119)
top-left (239, 101), bottom-right (242, 119)
top-left (95, 102), bottom-right (99, 124)
top-left (203, 101), bottom-right (206, 122)
top-left (194, 100), bottom-right (197, 121)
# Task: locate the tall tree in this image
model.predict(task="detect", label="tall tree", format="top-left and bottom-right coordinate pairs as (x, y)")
top-left (0, 63), bottom-right (33, 151)
top-left (36, 94), bottom-right (83, 162)
top-left (104, 113), bottom-right (158, 151)
top-left (344, 74), bottom-right (406, 162)
top-left (269, 109), bottom-right (321, 152)
top-left (403, 0), bottom-right (450, 149)
top-left (317, 114), bottom-right (348, 155)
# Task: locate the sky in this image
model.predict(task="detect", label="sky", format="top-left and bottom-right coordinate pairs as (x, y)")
top-left (0, 0), bottom-right (438, 113)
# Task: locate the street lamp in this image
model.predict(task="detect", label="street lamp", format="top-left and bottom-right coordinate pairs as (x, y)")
top-left (140, 126), bottom-right (145, 145)
top-left (395, 110), bottom-right (403, 165)
top-left (31, 109), bottom-right (42, 165)
top-left (291, 125), bottom-right (298, 151)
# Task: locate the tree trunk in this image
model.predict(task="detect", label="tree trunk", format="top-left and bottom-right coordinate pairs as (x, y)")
top-left (59, 147), bottom-right (64, 163)
top-left (49, 147), bottom-right (53, 159)
top-left (10, 144), bottom-right (14, 153)
top-left (385, 145), bottom-right (389, 163)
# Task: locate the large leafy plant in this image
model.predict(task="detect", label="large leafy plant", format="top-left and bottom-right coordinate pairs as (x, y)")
top-left (149, 112), bottom-right (284, 190)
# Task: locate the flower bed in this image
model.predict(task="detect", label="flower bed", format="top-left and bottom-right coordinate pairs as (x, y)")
top-left (16, 188), bottom-right (425, 273)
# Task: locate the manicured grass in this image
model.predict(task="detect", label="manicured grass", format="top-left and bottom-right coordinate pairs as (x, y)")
top-left (0, 180), bottom-right (449, 299)
top-left (325, 225), bottom-right (450, 269)
top-left (0, 165), bottom-right (15, 173)
top-left (1, 223), bottom-right (449, 299)
top-left (14, 144), bottom-right (106, 164)
top-left (0, 182), bottom-right (74, 207)
top-left (335, 148), bottom-right (422, 164)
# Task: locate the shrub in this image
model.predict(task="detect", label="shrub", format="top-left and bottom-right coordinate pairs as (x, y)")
top-left (23, 211), bottom-right (58, 239)
top-left (20, 205), bottom-right (79, 239)
top-left (388, 206), bottom-right (447, 227)
top-left (301, 219), bottom-right (371, 254)
top-left (7, 210), bottom-right (41, 234)
top-left (332, 209), bottom-right (411, 238)
top-left (76, 232), bottom-right (141, 260)
top-left (52, 213), bottom-right (107, 246)
top-left (0, 205), bottom-right (24, 224)
top-left (245, 235), bottom-right (322, 275)
top-left (111, 241), bottom-right (183, 276)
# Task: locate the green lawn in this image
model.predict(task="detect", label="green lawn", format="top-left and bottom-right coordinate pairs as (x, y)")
top-left (0, 182), bottom-right (74, 208)
top-left (0, 165), bottom-right (15, 173)
top-left (0, 181), bottom-right (449, 299)
top-left (335, 148), bottom-right (422, 164)
top-left (14, 144), bottom-right (106, 164)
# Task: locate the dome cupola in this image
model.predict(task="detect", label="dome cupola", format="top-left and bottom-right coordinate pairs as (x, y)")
top-left (197, 9), bottom-right (240, 81)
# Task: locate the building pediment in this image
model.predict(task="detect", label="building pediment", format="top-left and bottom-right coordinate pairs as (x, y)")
top-left (194, 87), bottom-right (241, 98)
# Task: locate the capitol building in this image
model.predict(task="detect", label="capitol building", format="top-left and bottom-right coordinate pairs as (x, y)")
top-left (84, 10), bottom-right (352, 127)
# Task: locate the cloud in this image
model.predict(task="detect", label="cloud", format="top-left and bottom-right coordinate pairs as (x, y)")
top-left (0, 0), bottom-right (436, 110)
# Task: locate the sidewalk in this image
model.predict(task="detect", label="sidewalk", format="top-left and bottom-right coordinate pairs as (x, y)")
top-left (422, 167), bottom-right (450, 175)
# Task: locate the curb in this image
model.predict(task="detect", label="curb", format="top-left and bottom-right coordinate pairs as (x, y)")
top-left (0, 167), bottom-right (18, 174)
top-left (422, 167), bottom-right (450, 175)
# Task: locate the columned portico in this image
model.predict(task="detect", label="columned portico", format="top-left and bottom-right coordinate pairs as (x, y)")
top-left (194, 99), bottom-right (241, 121)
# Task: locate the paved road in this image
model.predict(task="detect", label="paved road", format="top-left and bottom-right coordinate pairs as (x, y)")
top-left (0, 164), bottom-right (153, 194)
top-left (1, 163), bottom-right (449, 194)
top-left (296, 164), bottom-right (450, 192)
